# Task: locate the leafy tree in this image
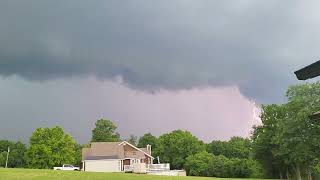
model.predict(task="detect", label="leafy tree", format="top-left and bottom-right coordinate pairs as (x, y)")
top-left (227, 137), bottom-right (251, 158)
top-left (184, 151), bottom-right (213, 176)
top-left (252, 82), bottom-right (320, 180)
top-left (228, 158), bottom-right (254, 178)
top-left (91, 119), bottom-right (120, 142)
top-left (207, 140), bottom-right (228, 156)
top-left (276, 83), bottom-right (320, 180)
top-left (0, 140), bottom-right (26, 168)
top-left (155, 130), bottom-right (205, 169)
top-left (137, 133), bottom-right (158, 149)
top-left (25, 126), bottom-right (76, 169)
top-left (208, 137), bottom-right (250, 159)
top-left (246, 159), bottom-right (266, 178)
top-left (209, 155), bottom-right (230, 178)
top-left (74, 144), bottom-right (89, 166)
top-left (127, 135), bottom-right (137, 146)
top-left (0, 151), bottom-right (6, 167)
top-left (251, 104), bottom-right (288, 178)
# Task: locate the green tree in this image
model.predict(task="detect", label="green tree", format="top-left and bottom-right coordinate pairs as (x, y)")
top-left (25, 126), bottom-right (76, 169)
top-left (127, 135), bottom-right (137, 146)
top-left (74, 144), bottom-right (89, 166)
top-left (209, 155), bottom-right (230, 178)
top-left (0, 151), bottom-right (6, 167)
top-left (276, 83), bottom-right (320, 180)
top-left (207, 140), bottom-right (228, 156)
top-left (0, 140), bottom-right (27, 168)
top-left (137, 133), bottom-right (158, 149)
top-left (228, 158), bottom-right (254, 178)
top-left (252, 104), bottom-right (290, 179)
top-left (208, 137), bottom-right (251, 159)
top-left (252, 82), bottom-right (320, 180)
top-left (246, 159), bottom-right (266, 178)
top-left (184, 151), bottom-right (213, 176)
top-left (227, 137), bottom-right (251, 159)
top-left (155, 130), bottom-right (205, 169)
top-left (91, 119), bottom-right (120, 142)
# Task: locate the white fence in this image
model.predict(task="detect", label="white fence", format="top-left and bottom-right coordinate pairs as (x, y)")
top-left (147, 163), bottom-right (170, 171)
top-left (147, 170), bottom-right (186, 176)
top-left (125, 163), bottom-right (171, 173)
top-left (125, 163), bottom-right (185, 176)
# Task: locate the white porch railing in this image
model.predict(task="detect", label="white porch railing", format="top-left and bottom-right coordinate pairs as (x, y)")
top-left (124, 165), bottom-right (133, 172)
top-left (124, 163), bottom-right (170, 172)
top-left (146, 163), bottom-right (170, 171)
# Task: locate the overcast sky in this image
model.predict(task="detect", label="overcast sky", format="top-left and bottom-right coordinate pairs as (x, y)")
top-left (0, 1), bottom-right (318, 143)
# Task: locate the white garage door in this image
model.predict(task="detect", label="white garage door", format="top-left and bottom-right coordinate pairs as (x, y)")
top-left (85, 160), bottom-right (121, 172)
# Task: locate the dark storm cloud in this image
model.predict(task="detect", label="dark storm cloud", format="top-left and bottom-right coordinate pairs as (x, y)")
top-left (0, 0), bottom-right (318, 103)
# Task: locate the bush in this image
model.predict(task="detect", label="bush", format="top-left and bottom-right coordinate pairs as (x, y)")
top-left (185, 152), bottom-right (265, 178)
top-left (247, 159), bottom-right (266, 178)
top-left (228, 158), bottom-right (254, 178)
top-left (209, 155), bottom-right (230, 178)
top-left (184, 151), bottom-right (212, 176)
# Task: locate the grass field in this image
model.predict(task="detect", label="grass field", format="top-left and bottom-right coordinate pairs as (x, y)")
top-left (0, 168), bottom-right (275, 180)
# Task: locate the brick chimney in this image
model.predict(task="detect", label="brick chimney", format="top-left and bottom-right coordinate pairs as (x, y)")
top-left (146, 144), bottom-right (151, 155)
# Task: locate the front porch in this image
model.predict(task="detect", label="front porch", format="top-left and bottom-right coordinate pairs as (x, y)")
top-left (121, 156), bottom-right (153, 172)
top-left (122, 161), bottom-right (170, 173)
top-left (122, 163), bottom-right (186, 176)
top-left (121, 158), bottom-right (145, 172)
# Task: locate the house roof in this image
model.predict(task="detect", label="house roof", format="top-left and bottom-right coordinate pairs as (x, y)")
top-left (82, 141), bottom-right (154, 161)
top-left (140, 148), bottom-right (149, 154)
top-left (118, 141), bottom-right (153, 159)
top-left (295, 60), bottom-right (320, 80)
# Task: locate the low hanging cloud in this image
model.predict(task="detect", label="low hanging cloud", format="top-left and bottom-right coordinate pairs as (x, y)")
top-left (0, 1), bottom-right (319, 103)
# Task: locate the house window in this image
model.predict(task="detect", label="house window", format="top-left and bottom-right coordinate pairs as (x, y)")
top-left (131, 159), bottom-right (140, 164)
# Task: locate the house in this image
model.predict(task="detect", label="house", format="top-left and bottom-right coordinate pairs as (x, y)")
top-left (81, 141), bottom-right (154, 172)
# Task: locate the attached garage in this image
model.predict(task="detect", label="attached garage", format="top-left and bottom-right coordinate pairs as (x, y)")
top-left (83, 159), bottom-right (121, 172)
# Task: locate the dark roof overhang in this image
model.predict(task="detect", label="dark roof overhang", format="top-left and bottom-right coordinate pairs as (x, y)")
top-left (295, 60), bottom-right (320, 80)
top-left (309, 111), bottom-right (320, 121)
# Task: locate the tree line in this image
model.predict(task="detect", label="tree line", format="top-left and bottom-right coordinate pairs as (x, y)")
top-left (1, 81), bottom-right (320, 179)
top-left (0, 118), bottom-right (260, 178)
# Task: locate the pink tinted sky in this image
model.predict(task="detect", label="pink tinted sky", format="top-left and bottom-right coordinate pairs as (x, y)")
top-left (0, 76), bottom-right (261, 143)
top-left (83, 77), bottom-right (261, 142)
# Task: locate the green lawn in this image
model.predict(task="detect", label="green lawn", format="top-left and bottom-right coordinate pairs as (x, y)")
top-left (0, 168), bottom-right (273, 180)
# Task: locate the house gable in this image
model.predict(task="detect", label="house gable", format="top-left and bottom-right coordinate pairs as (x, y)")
top-left (119, 141), bottom-right (154, 159)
